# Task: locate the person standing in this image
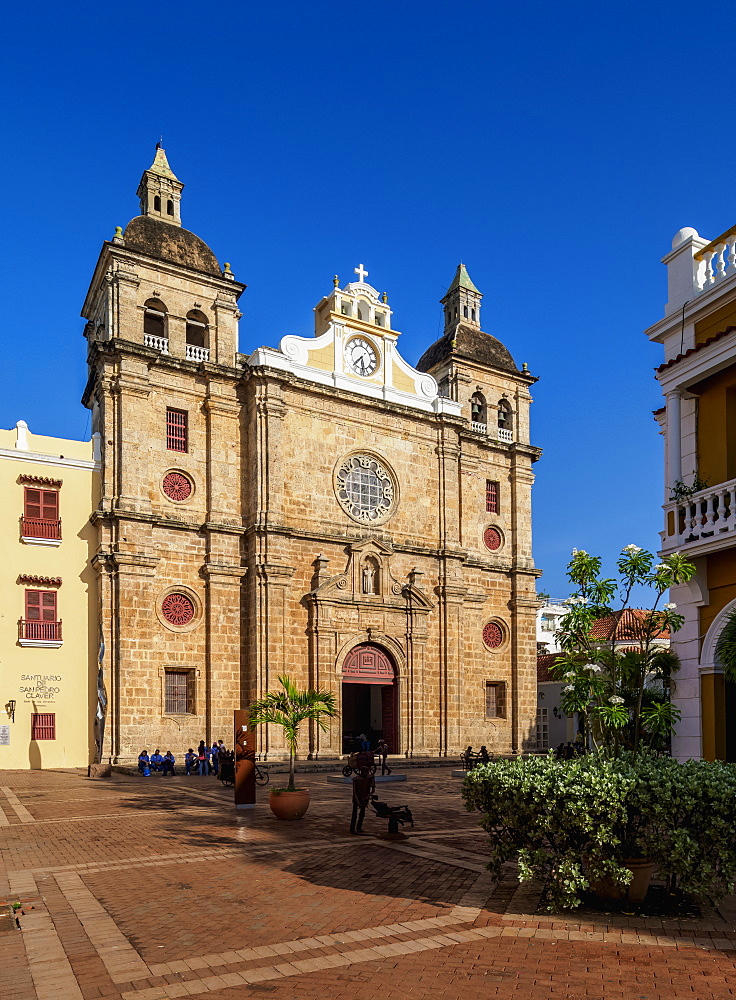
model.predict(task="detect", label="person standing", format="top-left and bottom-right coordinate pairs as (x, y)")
top-left (375, 738), bottom-right (391, 776)
top-left (197, 741), bottom-right (208, 775)
top-left (209, 741), bottom-right (220, 777)
top-left (350, 766), bottom-right (375, 834)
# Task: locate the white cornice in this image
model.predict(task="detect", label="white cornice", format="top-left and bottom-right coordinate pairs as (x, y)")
top-left (0, 449), bottom-right (98, 472)
top-left (656, 329), bottom-right (736, 391)
top-left (645, 271), bottom-right (736, 344)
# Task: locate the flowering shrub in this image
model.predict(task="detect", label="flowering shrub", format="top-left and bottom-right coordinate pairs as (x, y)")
top-left (463, 753), bottom-right (736, 911)
top-left (552, 545), bottom-right (696, 752)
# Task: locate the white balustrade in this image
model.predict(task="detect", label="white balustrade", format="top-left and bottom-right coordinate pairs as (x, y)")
top-left (698, 236), bottom-right (736, 293)
top-left (471, 421), bottom-right (487, 434)
top-left (186, 344), bottom-right (210, 362)
top-left (497, 428), bottom-right (513, 443)
top-left (144, 334), bottom-right (169, 353)
top-left (662, 477), bottom-right (736, 552)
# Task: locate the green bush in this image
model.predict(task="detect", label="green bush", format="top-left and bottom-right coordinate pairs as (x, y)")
top-left (462, 753), bottom-right (736, 911)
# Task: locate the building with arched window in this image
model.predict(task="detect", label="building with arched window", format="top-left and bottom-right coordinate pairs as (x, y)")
top-left (80, 148), bottom-right (542, 763)
top-left (646, 222), bottom-right (736, 761)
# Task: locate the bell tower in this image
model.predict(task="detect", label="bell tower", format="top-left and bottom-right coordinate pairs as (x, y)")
top-left (441, 263), bottom-right (483, 332)
top-left (136, 143), bottom-right (184, 226)
top-left (81, 148), bottom-right (246, 764)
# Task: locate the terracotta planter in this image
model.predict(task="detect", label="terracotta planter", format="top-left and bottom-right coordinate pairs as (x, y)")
top-left (269, 788), bottom-right (310, 820)
top-left (588, 858), bottom-right (657, 903)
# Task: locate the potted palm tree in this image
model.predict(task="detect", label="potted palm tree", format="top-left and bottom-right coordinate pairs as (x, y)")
top-left (248, 675), bottom-right (337, 820)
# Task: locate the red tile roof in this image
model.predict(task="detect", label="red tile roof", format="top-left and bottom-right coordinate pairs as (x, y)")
top-left (537, 653), bottom-right (562, 683)
top-left (590, 609), bottom-right (670, 641)
top-left (655, 326), bottom-right (735, 374)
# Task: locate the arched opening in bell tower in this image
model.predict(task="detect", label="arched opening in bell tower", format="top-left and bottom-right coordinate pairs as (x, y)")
top-left (341, 643), bottom-right (398, 755)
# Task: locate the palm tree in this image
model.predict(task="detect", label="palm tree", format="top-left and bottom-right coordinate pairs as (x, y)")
top-left (248, 675), bottom-right (337, 791)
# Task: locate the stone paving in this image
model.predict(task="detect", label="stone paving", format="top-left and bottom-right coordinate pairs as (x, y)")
top-left (0, 767), bottom-right (735, 999)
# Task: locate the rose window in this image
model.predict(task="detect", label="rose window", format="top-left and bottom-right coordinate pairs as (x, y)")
top-left (162, 472), bottom-right (192, 502)
top-left (483, 621), bottom-right (504, 649)
top-left (335, 454), bottom-right (396, 524)
top-left (483, 528), bottom-right (502, 551)
top-left (161, 593), bottom-right (195, 626)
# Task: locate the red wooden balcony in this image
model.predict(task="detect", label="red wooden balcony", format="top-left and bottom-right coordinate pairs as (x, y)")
top-left (18, 619), bottom-right (63, 642)
top-left (21, 517), bottom-right (62, 540)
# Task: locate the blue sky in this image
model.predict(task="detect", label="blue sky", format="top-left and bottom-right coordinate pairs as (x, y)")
top-left (0, 1), bottom-right (732, 596)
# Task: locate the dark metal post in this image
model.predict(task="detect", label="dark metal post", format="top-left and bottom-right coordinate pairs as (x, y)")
top-left (234, 709), bottom-right (256, 809)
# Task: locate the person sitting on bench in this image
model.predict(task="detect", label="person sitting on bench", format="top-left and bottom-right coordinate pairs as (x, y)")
top-left (150, 749), bottom-right (164, 772)
top-left (137, 750), bottom-right (150, 774)
top-left (162, 751), bottom-right (176, 776)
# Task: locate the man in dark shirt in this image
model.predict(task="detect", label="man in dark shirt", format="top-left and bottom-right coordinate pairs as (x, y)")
top-left (350, 766), bottom-right (375, 834)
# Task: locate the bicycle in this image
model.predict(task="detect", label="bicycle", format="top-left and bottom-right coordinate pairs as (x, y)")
top-left (218, 759), bottom-right (269, 787)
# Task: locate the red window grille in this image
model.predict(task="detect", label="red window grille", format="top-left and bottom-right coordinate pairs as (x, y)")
top-left (31, 713), bottom-right (56, 740)
top-left (166, 409), bottom-right (188, 452)
top-left (483, 621), bottom-right (504, 649)
top-left (165, 671), bottom-right (190, 714)
top-left (161, 593), bottom-right (195, 626)
top-left (22, 487), bottom-right (61, 539)
top-left (483, 527), bottom-right (502, 551)
top-left (162, 472), bottom-right (192, 501)
top-left (20, 590), bottom-right (62, 641)
top-left (485, 480), bottom-right (499, 513)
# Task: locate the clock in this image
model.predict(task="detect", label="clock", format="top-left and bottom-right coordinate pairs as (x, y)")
top-left (344, 337), bottom-right (378, 377)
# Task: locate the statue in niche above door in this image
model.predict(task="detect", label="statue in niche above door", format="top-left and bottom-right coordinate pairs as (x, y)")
top-left (362, 556), bottom-right (380, 595)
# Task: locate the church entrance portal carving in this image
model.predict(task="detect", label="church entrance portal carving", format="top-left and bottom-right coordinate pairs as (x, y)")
top-left (341, 644), bottom-right (398, 754)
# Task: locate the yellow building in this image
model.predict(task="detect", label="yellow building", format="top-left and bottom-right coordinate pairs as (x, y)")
top-left (0, 420), bottom-right (99, 768)
top-left (646, 224), bottom-right (736, 761)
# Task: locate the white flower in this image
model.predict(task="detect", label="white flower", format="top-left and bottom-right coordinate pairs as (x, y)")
top-left (664, 602), bottom-right (677, 610)
top-left (623, 544), bottom-right (642, 554)
top-left (609, 695), bottom-right (624, 705)
top-left (563, 684), bottom-right (574, 692)
top-left (654, 563), bottom-right (668, 572)
top-left (588, 664), bottom-right (603, 674)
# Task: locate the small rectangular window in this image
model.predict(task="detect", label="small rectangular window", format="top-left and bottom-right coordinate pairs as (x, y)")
top-left (31, 713), bottom-right (56, 740)
top-left (486, 480), bottom-right (499, 513)
top-left (25, 589), bottom-right (57, 621)
top-left (166, 408), bottom-right (188, 452)
top-left (165, 670), bottom-right (192, 714)
top-left (485, 681), bottom-right (506, 719)
top-left (22, 487), bottom-right (61, 539)
top-left (536, 707), bottom-right (549, 750)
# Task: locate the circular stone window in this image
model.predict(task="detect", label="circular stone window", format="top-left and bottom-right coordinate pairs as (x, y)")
top-left (334, 454), bottom-right (397, 524)
top-left (162, 471), bottom-right (193, 502)
top-left (161, 592), bottom-right (195, 626)
top-left (483, 620), bottom-right (506, 650)
top-left (483, 527), bottom-right (503, 551)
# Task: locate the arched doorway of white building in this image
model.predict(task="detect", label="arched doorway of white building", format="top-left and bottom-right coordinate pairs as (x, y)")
top-left (341, 643), bottom-right (398, 754)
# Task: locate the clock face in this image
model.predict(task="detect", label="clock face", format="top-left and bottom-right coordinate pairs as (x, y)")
top-left (345, 337), bottom-right (378, 377)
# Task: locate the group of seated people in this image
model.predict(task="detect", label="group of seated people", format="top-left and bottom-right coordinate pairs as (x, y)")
top-left (137, 740), bottom-right (228, 776)
top-left (461, 745), bottom-right (492, 768)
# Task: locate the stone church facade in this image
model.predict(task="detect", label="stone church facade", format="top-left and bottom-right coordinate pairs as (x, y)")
top-left (82, 149), bottom-right (541, 762)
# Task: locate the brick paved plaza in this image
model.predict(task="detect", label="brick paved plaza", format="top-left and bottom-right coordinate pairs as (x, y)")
top-left (1, 767), bottom-right (735, 1000)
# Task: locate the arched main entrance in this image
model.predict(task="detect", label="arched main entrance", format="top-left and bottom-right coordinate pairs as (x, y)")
top-left (341, 644), bottom-right (398, 754)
